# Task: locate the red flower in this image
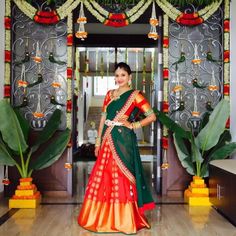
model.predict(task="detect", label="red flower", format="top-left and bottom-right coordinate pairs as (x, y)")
top-left (4, 85), bottom-right (11, 98)
top-left (2, 178), bottom-right (10, 185)
top-left (104, 13), bottom-right (129, 27)
top-left (67, 34), bottom-right (73, 46)
top-left (4, 17), bottom-right (11, 29)
top-left (37, 10), bottom-right (57, 17)
top-left (225, 118), bottom-right (230, 129)
top-left (224, 50), bottom-right (230, 62)
top-left (162, 101), bottom-right (169, 113)
top-left (163, 68), bottom-right (169, 80)
top-left (162, 136), bottom-right (168, 149)
top-left (34, 11), bottom-right (60, 25)
top-left (224, 19), bottom-right (230, 32)
top-left (5, 50), bottom-right (11, 62)
top-left (176, 12), bottom-right (203, 26)
top-left (67, 100), bottom-right (72, 112)
top-left (223, 84), bottom-right (230, 96)
top-left (163, 36), bottom-right (169, 48)
top-left (67, 68), bottom-right (73, 79)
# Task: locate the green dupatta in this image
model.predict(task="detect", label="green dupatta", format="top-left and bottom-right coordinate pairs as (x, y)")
top-left (102, 90), bottom-right (154, 211)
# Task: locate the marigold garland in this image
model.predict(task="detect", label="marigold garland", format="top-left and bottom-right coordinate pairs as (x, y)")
top-left (4, 0), bottom-right (11, 100)
top-left (223, 0), bottom-right (230, 108)
top-left (162, 13), bottom-right (169, 156)
top-left (156, 0), bottom-right (223, 25)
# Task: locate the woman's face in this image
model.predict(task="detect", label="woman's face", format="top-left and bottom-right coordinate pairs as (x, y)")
top-left (114, 67), bottom-right (131, 88)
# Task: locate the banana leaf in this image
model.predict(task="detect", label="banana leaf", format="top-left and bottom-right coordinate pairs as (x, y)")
top-left (206, 130), bottom-right (232, 160)
top-left (0, 100), bottom-right (28, 153)
top-left (30, 128), bottom-right (70, 170)
top-left (14, 108), bottom-right (30, 142)
top-left (0, 138), bottom-right (17, 166)
top-left (173, 134), bottom-right (195, 175)
top-left (154, 108), bottom-right (191, 139)
top-left (200, 163), bottom-right (209, 177)
top-left (199, 112), bottom-right (210, 131)
top-left (208, 142), bottom-right (236, 161)
top-left (190, 137), bottom-right (203, 164)
top-left (31, 109), bottom-right (62, 152)
top-left (195, 99), bottom-right (229, 152)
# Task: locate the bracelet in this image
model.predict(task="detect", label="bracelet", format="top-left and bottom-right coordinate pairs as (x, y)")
top-left (101, 112), bottom-right (107, 117)
top-left (132, 121), bottom-right (142, 129)
top-left (144, 109), bottom-right (154, 117)
top-left (95, 137), bottom-right (101, 147)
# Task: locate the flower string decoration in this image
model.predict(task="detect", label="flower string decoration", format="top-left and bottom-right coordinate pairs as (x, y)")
top-left (148, 1), bottom-right (159, 40)
top-left (75, 2), bottom-right (87, 40)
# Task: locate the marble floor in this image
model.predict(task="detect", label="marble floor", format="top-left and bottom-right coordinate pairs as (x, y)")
top-left (0, 197), bottom-right (235, 236)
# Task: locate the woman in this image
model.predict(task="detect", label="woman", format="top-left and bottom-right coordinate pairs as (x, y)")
top-left (78, 62), bottom-right (157, 234)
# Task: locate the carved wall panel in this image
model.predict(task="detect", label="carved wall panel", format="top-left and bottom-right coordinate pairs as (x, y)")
top-left (168, 8), bottom-right (223, 131)
top-left (11, 2), bottom-right (67, 130)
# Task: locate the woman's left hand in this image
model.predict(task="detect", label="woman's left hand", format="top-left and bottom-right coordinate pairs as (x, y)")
top-left (118, 117), bottom-right (132, 129)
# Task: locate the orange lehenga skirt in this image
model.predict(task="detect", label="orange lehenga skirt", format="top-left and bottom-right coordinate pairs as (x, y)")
top-left (78, 138), bottom-right (152, 234)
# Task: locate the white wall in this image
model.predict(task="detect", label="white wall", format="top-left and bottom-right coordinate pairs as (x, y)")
top-left (230, 0), bottom-right (236, 159)
top-left (0, 0), bottom-right (5, 194)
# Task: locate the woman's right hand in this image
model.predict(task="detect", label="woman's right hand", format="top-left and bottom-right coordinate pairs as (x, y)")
top-left (95, 146), bottom-right (100, 157)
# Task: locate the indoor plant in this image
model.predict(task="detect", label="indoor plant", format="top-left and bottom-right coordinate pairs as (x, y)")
top-left (0, 99), bottom-right (70, 207)
top-left (155, 99), bottom-right (236, 178)
top-left (155, 99), bottom-right (236, 205)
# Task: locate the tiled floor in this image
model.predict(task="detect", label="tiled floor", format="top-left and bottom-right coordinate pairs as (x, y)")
top-left (0, 196), bottom-right (235, 236)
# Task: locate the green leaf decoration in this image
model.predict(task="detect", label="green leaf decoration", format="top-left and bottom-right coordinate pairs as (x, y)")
top-left (173, 134), bottom-right (195, 175)
top-left (0, 100), bottom-right (28, 153)
top-left (209, 143), bottom-right (236, 161)
top-left (31, 109), bottom-right (62, 152)
top-left (195, 99), bottom-right (230, 151)
top-left (199, 112), bottom-right (210, 131)
top-left (0, 137), bottom-right (17, 166)
top-left (14, 108), bottom-right (30, 142)
top-left (154, 108), bottom-right (191, 139)
top-left (30, 128), bottom-right (70, 170)
top-left (174, 133), bottom-right (191, 156)
top-left (190, 137), bottom-right (203, 164)
top-left (207, 130), bottom-right (231, 160)
top-left (200, 163), bottom-right (209, 178)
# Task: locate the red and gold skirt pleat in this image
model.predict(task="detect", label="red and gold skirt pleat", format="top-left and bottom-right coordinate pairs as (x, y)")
top-left (78, 139), bottom-right (151, 234)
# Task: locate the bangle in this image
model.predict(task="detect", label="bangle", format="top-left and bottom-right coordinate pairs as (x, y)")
top-left (101, 112), bottom-right (107, 117)
top-left (132, 121), bottom-right (142, 129)
top-left (95, 137), bottom-right (101, 147)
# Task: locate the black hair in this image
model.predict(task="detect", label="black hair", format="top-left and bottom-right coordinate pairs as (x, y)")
top-left (114, 62), bottom-right (132, 75)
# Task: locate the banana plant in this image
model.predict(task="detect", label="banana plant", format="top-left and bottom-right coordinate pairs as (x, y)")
top-left (154, 99), bottom-right (236, 177)
top-left (0, 99), bottom-right (70, 178)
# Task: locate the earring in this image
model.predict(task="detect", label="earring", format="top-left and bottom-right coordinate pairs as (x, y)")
top-left (128, 80), bottom-right (131, 86)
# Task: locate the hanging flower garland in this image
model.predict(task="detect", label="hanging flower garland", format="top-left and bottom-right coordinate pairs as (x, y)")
top-left (83, 1), bottom-right (106, 23)
top-left (13, 0), bottom-right (81, 24)
top-left (75, 2), bottom-right (88, 40)
top-left (156, 0), bottom-right (223, 26)
top-left (148, 1), bottom-right (159, 40)
top-left (84, 0), bottom-right (152, 27)
top-left (128, 0), bottom-right (152, 24)
top-left (66, 12), bottom-right (73, 130)
top-left (12, 0), bottom-right (224, 28)
top-left (161, 14), bottom-right (169, 169)
top-left (223, 0), bottom-right (230, 128)
top-left (4, 0), bottom-right (11, 101)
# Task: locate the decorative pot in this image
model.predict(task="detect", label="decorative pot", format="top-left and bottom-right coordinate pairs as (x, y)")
top-left (9, 178), bottom-right (41, 208)
top-left (184, 176), bottom-right (212, 206)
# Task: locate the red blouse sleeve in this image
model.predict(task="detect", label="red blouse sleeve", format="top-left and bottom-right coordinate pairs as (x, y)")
top-left (102, 90), bottom-right (111, 113)
top-left (134, 92), bottom-right (153, 116)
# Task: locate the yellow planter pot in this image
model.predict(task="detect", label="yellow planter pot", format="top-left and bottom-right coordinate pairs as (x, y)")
top-left (9, 178), bottom-right (41, 209)
top-left (184, 176), bottom-right (212, 206)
